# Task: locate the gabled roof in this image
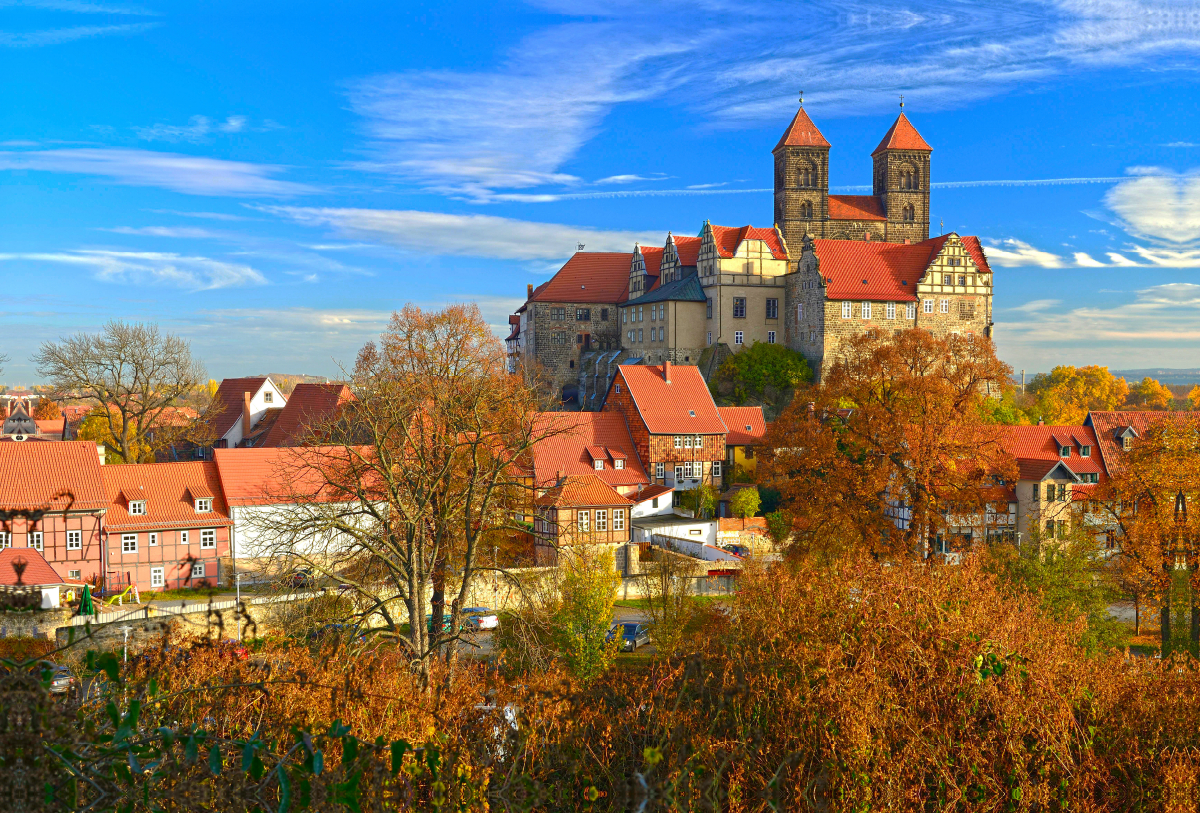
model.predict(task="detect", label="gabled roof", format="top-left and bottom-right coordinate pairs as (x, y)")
top-left (773, 106), bottom-right (831, 151)
top-left (827, 195), bottom-right (887, 222)
top-left (634, 483), bottom-right (673, 503)
top-left (625, 272), bottom-right (706, 306)
top-left (811, 234), bottom-right (991, 302)
top-left (671, 235), bottom-right (702, 266)
top-left (530, 252), bottom-right (634, 305)
top-left (717, 406), bottom-right (767, 445)
top-left (259, 383), bottom-right (353, 448)
top-left (640, 246), bottom-right (663, 277)
top-left (102, 461), bottom-right (232, 530)
top-left (710, 225), bottom-right (789, 260)
top-left (531, 412), bottom-right (649, 489)
top-left (210, 377), bottom-right (274, 438)
top-left (535, 474), bottom-right (633, 508)
top-left (612, 363), bottom-right (727, 435)
top-left (0, 546), bottom-right (76, 587)
top-left (0, 441), bottom-right (107, 512)
top-left (1085, 411), bottom-right (1200, 475)
top-left (872, 112), bottom-right (932, 155)
top-left (999, 425), bottom-right (1105, 484)
top-left (212, 446), bottom-right (355, 506)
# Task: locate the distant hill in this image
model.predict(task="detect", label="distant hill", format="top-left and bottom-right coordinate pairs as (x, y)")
top-left (1113, 369), bottom-right (1200, 386)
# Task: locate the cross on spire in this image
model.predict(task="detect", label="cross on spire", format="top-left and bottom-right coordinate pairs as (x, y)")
top-left (899, 94), bottom-right (904, 109)
top-left (798, 90), bottom-right (804, 107)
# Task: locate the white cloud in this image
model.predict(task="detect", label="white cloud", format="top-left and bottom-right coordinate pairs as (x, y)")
top-left (0, 148), bottom-right (313, 196)
top-left (256, 205), bottom-right (664, 261)
top-left (103, 226), bottom-right (225, 239)
top-left (1008, 298), bottom-right (1061, 313)
top-left (593, 174), bottom-right (667, 185)
top-left (982, 238), bottom-right (1066, 268)
top-left (0, 1), bottom-right (155, 13)
top-left (1104, 170), bottom-right (1200, 244)
top-left (4, 250), bottom-right (266, 290)
top-left (135, 115), bottom-right (252, 143)
top-left (1072, 252), bottom-right (1105, 267)
top-left (0, 22), bottom-right (155, 47)
top-left (148, 209), bottom-right (251, 221)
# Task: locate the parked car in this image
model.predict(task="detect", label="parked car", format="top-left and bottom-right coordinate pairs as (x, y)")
top-left (39, 662), bottom-right (78, 696)
top-left (607, 622), bottom-right (651, 652)
top-left (462, 607), bottom-right (499, 631)
top-left (288, 569), bottom-right (314, 589)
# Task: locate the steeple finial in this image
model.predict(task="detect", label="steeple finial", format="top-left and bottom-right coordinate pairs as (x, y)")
top-left (899, 94), bottom-right (904, 110)
top-left (798, 90), bottom-right (804, 107)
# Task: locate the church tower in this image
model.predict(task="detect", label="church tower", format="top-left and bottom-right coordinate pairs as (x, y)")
top-left (772, 101), bottom-right (830, 253)
top-left (871, 107), bottom-right (932, 243)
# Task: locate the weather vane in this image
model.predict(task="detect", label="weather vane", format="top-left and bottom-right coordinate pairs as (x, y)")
top-left (899, 94), bottom-right (904, 109)
top-left (798, 90), bottom-right (804, 107)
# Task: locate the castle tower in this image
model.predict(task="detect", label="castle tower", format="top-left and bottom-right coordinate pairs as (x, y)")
top-left (871, 109), bottom-right (932, 243)
top-left (772, 102), bottom-right (830, 253)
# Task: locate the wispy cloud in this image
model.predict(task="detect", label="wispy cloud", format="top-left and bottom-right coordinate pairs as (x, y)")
top-left (1, 250), bottom-right (267, 289)
top-left (102, 226), bottom-right (226, 239)
top-left (593, 173), bottom-right (668, 185)
top-left (1008, 298), bottom-right (1061, 313)
top-left (148, 209), bottom-right (252, 221)
top-left (0, 148), bottom-right (314, 196)
top-left (255, 205), bottom-right (664, 261)
top-left (0, 22), bottom-right (155, 47)
top-left (0, 0), bottom-right (156, 13)
top-left (135, 115), bottom-right (249, 143)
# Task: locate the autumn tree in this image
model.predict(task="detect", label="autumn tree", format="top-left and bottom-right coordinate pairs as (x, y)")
top-left (636, 547), bottom-right (701, 658)
top-left (730, 486), bottom-right (760, 527)
top-left (1131, 376), bottom-right (1174, 410)
top-left (32, 398), bottom-right (61, 420)
top-left (33, 321), bottom-right (205, 463)
top-left (1188, 385), bottom-right (1200, 410)
top-left (760, 329), bottom-right (1017, 560)
top-left (243, 303), bottom-right (558, 686)
top-left (1026, 365), bottom-right (1128, 424)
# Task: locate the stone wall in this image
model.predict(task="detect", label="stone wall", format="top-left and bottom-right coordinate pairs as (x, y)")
top-left (529, 301), bottom-right (621, 397)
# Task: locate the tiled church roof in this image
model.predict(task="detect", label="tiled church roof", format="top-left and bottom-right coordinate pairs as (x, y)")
top-left (872, 112), bottom-right (933, 155)
top-left (773, 107), bottom-right (831, 150)
top-left (827, 195), bottom-right (887, 221)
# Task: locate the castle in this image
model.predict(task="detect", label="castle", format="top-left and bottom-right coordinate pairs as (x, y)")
top-left (508, 102), bottom-right (995, 406)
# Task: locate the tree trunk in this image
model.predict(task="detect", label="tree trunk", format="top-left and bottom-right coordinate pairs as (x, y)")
top-left (1134, 594), bottom-right (1140, 637)
top-left (430, 553), bottom-right (446, 652)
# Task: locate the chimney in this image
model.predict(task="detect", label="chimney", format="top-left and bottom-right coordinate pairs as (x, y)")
top-left (242, 391), bottom-right (252, 437)
top-left (96, 443), bottom-right (106, 465)
top-left (864, 231), bottom-right (872, 242)
top-left (663, 359), bottom-right (671, 383)
top-left (556, 469), bottom-right (564, 485)
top-left (903, 238), bottom-right (911, 245)
top-left (1037, 416), bottom-right (1044, 426)
top-left (527, 283), bottom-right (533, 299)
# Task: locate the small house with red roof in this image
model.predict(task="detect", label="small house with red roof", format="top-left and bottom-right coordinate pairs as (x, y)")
top-left (101, 461), bottom-right (233, 592)
top-left (208, 376), bottom-right (288, 451)
top-left (717, 406), bottom-right (767, 478)
top-left (0, 547), bottom-right (85, 609)
top-left (532, 474), bottom-right (634, 566)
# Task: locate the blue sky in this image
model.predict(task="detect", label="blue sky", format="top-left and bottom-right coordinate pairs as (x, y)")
top-left (4, 0), bottom-right (1200, 383)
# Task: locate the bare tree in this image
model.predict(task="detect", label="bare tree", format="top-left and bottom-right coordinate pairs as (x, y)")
top-left (33, 321), bottom-right (204, 462)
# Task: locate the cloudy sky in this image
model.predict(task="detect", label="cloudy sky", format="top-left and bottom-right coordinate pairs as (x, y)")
top-left (4, 0), bottom-right (1200, 381)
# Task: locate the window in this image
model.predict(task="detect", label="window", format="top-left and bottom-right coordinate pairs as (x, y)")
top-left (576, 308), bottom-right (590, 321)
top-left (1081, 445), bottom-right (1091, 457)
top-left (594, 458), bottom-right (604, 470)
top-left (797, 302), bottom-right (805, 320)
top-left (67, 530), bottom-right (81, 550)
top-left (1045, 521), bottom-right (1055, 539)
top-left (655, 463), bottom-right (665, 479)
top-left (684, 436), bottom-right (693, 448)
top-left (551, 333), bottom-right (567, 345)
top-left (149, 532), bottom-right (158, 546)
top-left (191, 562), bottom-right (205, 580)
top-left (129, 500), bottom-right (146, 516)
top-left (638, 307), bottom-right (643, 321)
top-left (694, 435), bottom-right (702, 447)
top-left (28, 532), bottom-right (43, 551)
top-left (577, 511), bottom-right (590, 533)
top-left (1032, 483), bottom-right (1040, 500)
top-left (1122, 436), bottom-right (1133, 451)
top-left (201, 529), bottom-right (216, 549)
top-left (180, 530), bottom-right (189, 544)
top-left (122, 534), bottom-right (137, 554)
top-left (151, 567), bottom-right (164, 588)
top-left (594, 509), bottom-right (608, 532)
top-left (683, 461), bottom-right (694, 478)
top-left (902, 203), bottom-right (915, 222)
top-left (622, 310), bottom-right (627, 324)
top-left (958, 275), bottom-right (967, 286)
top-left (886, 302), bottom-right (896, 319)
top-left (638, 329), bottom-right (643, 342)
top-left (263, 391), bottom-right (273, 404)
top-left (861, 302), bottom-right (871, 319)
top-left (195, 498), bottom-right (212, 513)
top-left (842, 301), bottom-right (852, 319)
top-left (674, 436), bottom-right (682, 449)
top-left (613, 509), bottom-right (625, 531)
top-left (939, 299), bottom-right (949, 314)
top-left (799, 163), bottom-right (814, 186)
top-left (69, 570), bottom-right (81, 581)
top-left (712, 461), bottom-right (722, 478)
top-left (906, 302), bottom-right (916, 319)
top-left (551, 308), bottom-right (565, 321)
top-left (1060, 445), bottom-right (1071, 458)
top-left (734, 331), bottom-right (744, 345)
top-left (706, 298), bottom-right (713, 318)
top-left (614, 459), bottom-right (624, 470)
top-left (942, 274), bottom-right (952, 285)
top-left (800, 200), bottom-right (813, 218)
top-left (674, 465), bottom-right (684, 482)
top-left (766, 298), bottom-right (778, 319)
top-left (1057, 520), bottom-right (1067, 537)
top-left (601, 308), bottom-right (608, 321)
top-left (733, 298), bottom-right (746, 318)
top-left (923, 300), bottom-right (933, 314)
top-left (707, 331), bottom-right (712, 345)
top-left (767, 331), bottom-right (776, 344)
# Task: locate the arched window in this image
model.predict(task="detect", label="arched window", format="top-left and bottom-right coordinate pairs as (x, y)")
top-left (902, 204), bottom-right (915, 222)
top-left (799, 200), bottom-right (814, 219)
top-left (899, 165), bottom-right (919, 190)
top-left (798, 163), bottom-right (814, 187)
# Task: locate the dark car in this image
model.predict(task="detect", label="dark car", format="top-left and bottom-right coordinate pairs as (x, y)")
top-left (607, 622), bottom-right (650, 653)
top-left (289, 569), bottom-right (314, 589)
top-left (39, 662), bottom-right (78, 696)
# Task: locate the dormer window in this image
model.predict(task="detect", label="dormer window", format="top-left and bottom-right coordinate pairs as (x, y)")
top-left (1060, 445), bottom-right (1071, 458)
top-left (264, 391), bottom-right (273, 404)
top-left (614, 459), bottom-right (624, 470)
top-left (1123, 436), bottom-right (1133, 451)
top-left (128, 500), bottom-right (146, 515)
top-left (195, 498), bottom-right (212, 513)
top-left (1081, 445), bottom-right (1091, 457)
top-left (593, 459), bottom-right (604, 471)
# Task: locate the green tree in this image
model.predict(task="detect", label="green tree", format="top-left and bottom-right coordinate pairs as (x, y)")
top-left (637, 550), bottom-right (701, 658)
top-left (680, 483), bottom-right (717, 519)
top-left (765, 509), bottom-right (793, 549)
top-left (730, 487), bottom-right (761, 527)
top-left (711, 342), bottom-right (812, 419)
top-left (551, 546), bottom-right (620, 683)
top-left (1026, 365), bottom-right (1128, 424)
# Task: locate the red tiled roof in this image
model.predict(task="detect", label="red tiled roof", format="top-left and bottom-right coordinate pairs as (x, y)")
top-left (530, 252), bottom-right (634, 304)
top-left (1086, 411), bottom-right (1200, 476)
top-left (34, 419), bottom-right (63, 435)
top-left (717, 406), bottom-right (767, 445)
top-left (531, 412), bottom-right (648, 489)
top-left (872, 112), bottom-right (933, 155)
top-left (641, 246), bottom-right (663, 277)
top-left (710, 225), bottom-right (788, 260)
top-left (813, 234), bottom-right (992, 302)
top-left (210, 377), bottom-right (273, 438)
top-left (773, 107), bottom-right (831, 150)
top-left (827, 195), bottom-right (887, 222)
top-left (634, 483), bottom-right (673, 502)
top-left (213, 446), bottom-right (349, 506)
top-left (60, 405), bottom-right (91, 425)
top-left (102, 461), bottom-right (233, 531)
top-left (0, 441), bottom-right (106, 511)
top-left (613, 363), bottom-right (727, 435)
top-left (259, 383), bottom-right (352, 448)
top-left (536, 474), bottom-right (633, 508)
top-left (672, 235), bottom-right (701, 266)
top-left (0, 546), bottom-right (74, 586)
top-left (999, 426), bottom-right (1106, 484)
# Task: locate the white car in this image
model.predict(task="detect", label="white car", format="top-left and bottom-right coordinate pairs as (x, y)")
top-left (463, 607), bottom-right (499, 630)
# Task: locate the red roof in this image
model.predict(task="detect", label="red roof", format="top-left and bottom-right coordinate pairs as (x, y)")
top-left (827, 195), bottom-right (887, 222)
top-left (60, 405), bottom-right (91, 425)
top-left (1086, 411), bottom-right (1200, 476)
top-left (213, 446), bottom-right (345, 506)
top-left (210, 377), bottom-right (273, 438)
top-left (34, 419), bottom-right (63, 435)
top-left (531, 412), bottom-right (648, 489)
top-left (0, 546), bottom-right (74, 586)
top-left (773, 107), bottom-right (831, 150)
top-left (611, 363), bottom-right (727, 435)
top-left (102, 461), bottom-right (233, 531)
top-left (259, 383), bottom-right (352, 448)
top-left (634, 483), bottom-right (673, 503)
top-left (999, 426), bottom-right (1106, 484)
top-left (717, 406), bottom-right (767, 445)
top-left (710, 225), bottom-right (788, 260)
top-left (530, 252), bottom-right (633, 304)
top-left (0, 441), bottom-right (106, 512)
top-left (536, 474), bottom-right (633, 508)
top-left (872, 112), bottom-right (932, 155)
top-left (672, 235), bottom-right (701, 266)
top-left (641, 246), bottom-right (663, 277)
top-left (813, 234), bottom-right (991, 302)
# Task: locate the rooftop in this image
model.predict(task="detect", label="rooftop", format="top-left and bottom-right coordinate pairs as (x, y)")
top-left (611, 363), bottom-right (727, 435)
top-left (0, 440), bottom-right (107, 512)
top-left (259, 383), bottom-right (353, 447)
top-left (773, 106), bottom-right (831, 151)
top-left (530, 252), bottom-right (634, 305)
top-left (872, 112), bottom-right (933, 155)
top-left (717, 406), bottom-right (767, 445)
top-left (102, 461), bottom-right (233, 530)
top-left (531, 412), bottom-right (649, 489)
top-left (812, 233), bottom-right (992, 302)
top-left (827, 195), bottom-right (887, 222)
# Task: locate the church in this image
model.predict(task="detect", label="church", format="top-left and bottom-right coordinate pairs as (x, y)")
top-left (508, 102), bottom-right (995, 403)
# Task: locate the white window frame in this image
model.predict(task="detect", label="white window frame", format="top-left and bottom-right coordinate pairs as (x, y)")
top-left (128, 500), bottom-right (146, 516)
top-left (195, 498), bottom-right (212, 513)
top-left (797, 302), bottom-right (804, 320)
top-left (694, 435), bottom-right (702, 447)
top-left (674, 465), bottom-right (684, 482)
top-left (66, 530), bottom-right (81, 550)
top-left (180, 530), bottom-right (189, 545)
top-left (923, 299), bottom-right (933, 314)
top-left (264, 391), bottom-right (273, 403)
top-left (674, 436), bottom-right (682, 449)
top-left (861, 302), bottom-right (871, 319)
top-left (707, 331), bottom-right (712, 345)
top-left (907, 302), bottom-right (917, 319)
top-left (68, 570), bottom-right (81, 581)
top-left (684, 436), bottom-right (693, 448)
top-left (683, 461), bottom-right (694, 478)
top-left (655, 463), bottom-right (665, 479)
top-left (148, 532), bottom-right (158, 546)
top-left (886, 302), bottom-right (896, 319)
top-left (940, 299), bottom-right (949, 314)
top-left (712, 461), bottom-right (722, 478)
top-left (150, 567), bottom-right (164, 588)
top-left (596, 510), bottom-right (608, 531)
top-left (767, 331), bottom-right (776, 344)
top-left (842, 301), bottom-right (852, 319)
top-left (734, 331), bottom-right (744, 345)
top-left (614, 458), bottom-right (625, 470)
top-left (200, 529), bottom-right (216, 549)
top-left (191, 562), bottom-right (205, 580)
top-left (29, 532), bottom-right (43, 551)
top-left (0, 533), bottom-right (9, 549)
top-left (577, 510), bottom-right (590, 533)
top-left (613, 509), bottom-right (625, 531)
top-left (593, 459), bottom-right (604, 470)
top-left (121, 534), bottom-right (137, 554)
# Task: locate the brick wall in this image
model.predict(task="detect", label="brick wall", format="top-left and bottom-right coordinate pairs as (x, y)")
top-left (601, 372), bottom-right (650, 464)
top-left (530, 301), bottom-right (621, 395)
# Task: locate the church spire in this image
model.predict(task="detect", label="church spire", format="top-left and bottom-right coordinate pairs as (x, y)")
top-left (872, 111), bottom-right (932, 156)
top-left (773, 103), bottom-right (831, 152)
